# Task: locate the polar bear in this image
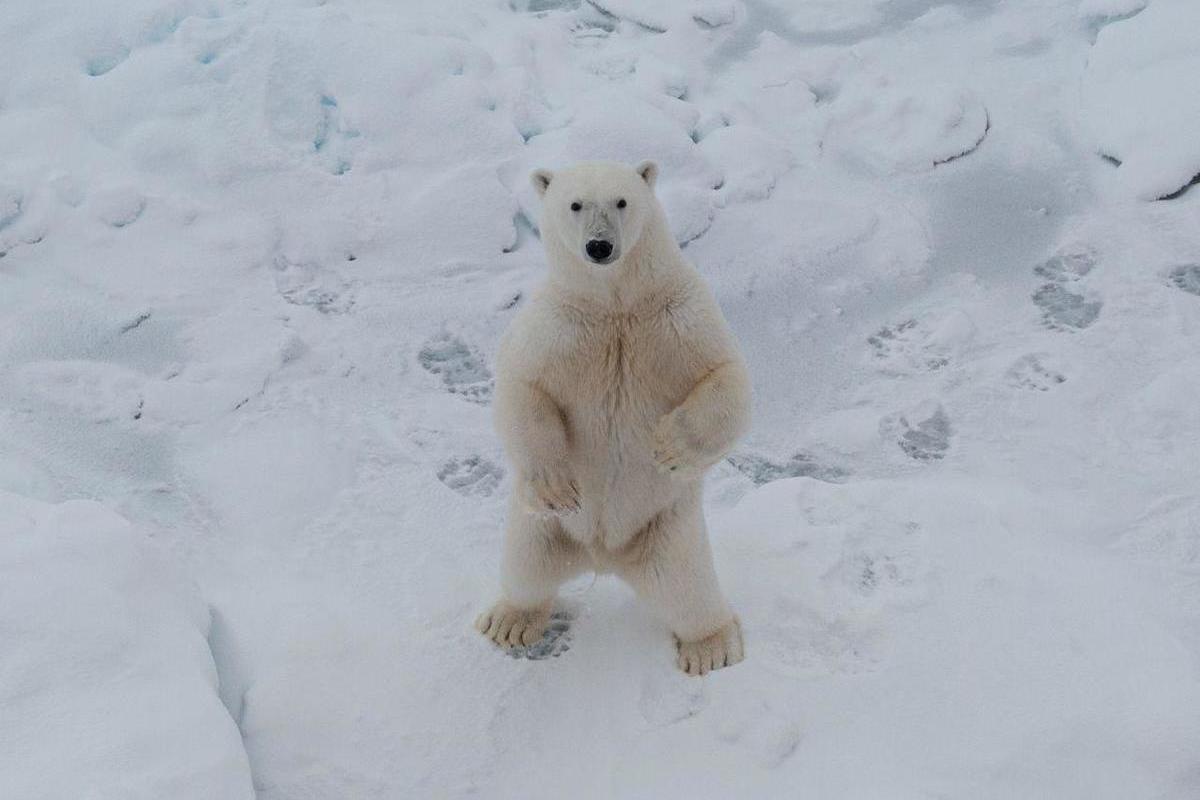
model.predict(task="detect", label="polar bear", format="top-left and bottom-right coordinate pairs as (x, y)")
top-left (475, 160), bottom-right (751, 675)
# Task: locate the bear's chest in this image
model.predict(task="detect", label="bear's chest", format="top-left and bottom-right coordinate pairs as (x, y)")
top-left (546, 313), bottom-right (705, 424)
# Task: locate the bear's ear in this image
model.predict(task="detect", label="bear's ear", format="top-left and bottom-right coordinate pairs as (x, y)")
top-left (636, 160), bottom-right (659, 189)
top-left (530, 168), bottom-right (554, 197)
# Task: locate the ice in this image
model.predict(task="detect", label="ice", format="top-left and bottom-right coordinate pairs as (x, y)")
top-left (3, 0), bottom-right (1200, 796)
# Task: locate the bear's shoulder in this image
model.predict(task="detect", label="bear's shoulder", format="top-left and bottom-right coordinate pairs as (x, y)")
top-left (495, 292), bottom-right (578, 380)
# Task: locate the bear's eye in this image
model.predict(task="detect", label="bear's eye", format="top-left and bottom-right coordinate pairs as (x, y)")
top-left (570, 202), bottom-right (582, 212)
top-left (617, 198), bottom-right (627, 209)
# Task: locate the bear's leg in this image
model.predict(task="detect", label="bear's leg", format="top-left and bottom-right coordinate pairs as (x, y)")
top-left (476, 502), bottom-right (589, 648)
top-left (618, 496), bottom-right (744, 676)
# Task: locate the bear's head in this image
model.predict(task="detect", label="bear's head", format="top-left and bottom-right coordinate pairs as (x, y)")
top-left (530, 160), bottom-right (660, 270)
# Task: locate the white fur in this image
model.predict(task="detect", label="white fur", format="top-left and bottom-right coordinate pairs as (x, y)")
top-left (476, 161), bottom-right (751, 675)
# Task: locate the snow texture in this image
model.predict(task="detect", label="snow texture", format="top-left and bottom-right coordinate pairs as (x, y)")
top-left (1081, 0), bottom-right (1200, 199)
top-left (1, 0), bottom-right (1199, 797)
top-left (0, 493), bottom-right (254, 800)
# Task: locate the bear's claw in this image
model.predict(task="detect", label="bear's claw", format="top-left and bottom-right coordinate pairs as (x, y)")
top-left (520, 472), bottom-right (581, 516)
top-left (653, 410), bottom-right (706, 477)
top-left (676, 617), bottom-right (744, 676)
top-left (475, 601), bottom-right (551, 648)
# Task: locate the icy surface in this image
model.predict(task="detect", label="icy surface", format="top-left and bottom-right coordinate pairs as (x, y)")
top-left (2, 0), bottom-right (1199, 796)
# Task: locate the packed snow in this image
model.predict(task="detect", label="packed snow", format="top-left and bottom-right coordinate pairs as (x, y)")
top-left (0, 492), bottom-right (253, 800)
top-left (1, 0), bottom-right (1199, 797)
top-left (1081, 0), bottom-right (1200, 200)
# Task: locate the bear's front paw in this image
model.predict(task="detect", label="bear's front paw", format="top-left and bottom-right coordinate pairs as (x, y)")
top-left (519, 469), bottom-right (581, 516)
top-left (676, 617), bottom-right (744, 676)
top-left (475, 600), bottom-right (551, 648)
top-left (653, 410), bottom-right (707, 478)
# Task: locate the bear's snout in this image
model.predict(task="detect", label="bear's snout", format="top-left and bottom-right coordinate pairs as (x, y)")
top-left (585, 239), bottom-right (614, 263)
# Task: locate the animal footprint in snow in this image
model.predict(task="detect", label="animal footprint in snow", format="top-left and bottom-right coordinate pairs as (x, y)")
top-left (867, 311), bottom-right (974, 374)
top-left (638, 669), bottom-right (707, 727)
top-left (1033, 247), bottom-right (1097, 282)
top-left (312, 94), bottom-right (358, 176)
top-left (418, 333), bottom-right (493, 403)
top-left (273, 257), bottom-right (355, 314)
top-left (1006, 354), bottom-right (1065, 391)
top-left (1032, 246), bottom-right (1102, 330)
top-left (868, 319), bottom-right (944, 371)
top-left (884, 401), bottom-right (952, 461)
top-left (1033, 283), bottom-right (1102, 330)
top-left (826, 520), bottom-right (931, 613)
top-left (437, 455), bottom-right (503, 497)
top-left (506, 609), bottom-right (573, 661)
top-left (727, 451), bottom-right (847, 486)
top-left (1167, 264), bottom-right (1200, 296)
top-left (715, 700), bottom-right (802, 769)
top-left (512, 0), bottom-right (586, 14)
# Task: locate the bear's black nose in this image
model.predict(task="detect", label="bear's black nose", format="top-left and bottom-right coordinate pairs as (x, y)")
top-left (586, 239), bottom-right (613, 261)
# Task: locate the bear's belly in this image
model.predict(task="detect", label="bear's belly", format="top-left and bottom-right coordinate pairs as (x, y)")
top-left (541, 318), bottom-right (708, 550)
top-left (556, 396), bottom-right (689, 552)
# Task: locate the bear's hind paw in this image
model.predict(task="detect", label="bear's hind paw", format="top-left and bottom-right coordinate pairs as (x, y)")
top-left (475, 601), bottom-right (551, 648)
top-left (676, 617), bottom-right (744, 676)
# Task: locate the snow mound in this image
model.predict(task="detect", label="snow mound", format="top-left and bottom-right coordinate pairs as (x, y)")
top-left (828, 80), bottom-right (989, 174)
top-left (0, 492), bottom-right (253, 800)
top-left (1077, 0), bottom-right (1147, 26)
top-left (700, 124), bottom-right (794, 205)
top-left (1082, 0), bottom-right (1200, 199)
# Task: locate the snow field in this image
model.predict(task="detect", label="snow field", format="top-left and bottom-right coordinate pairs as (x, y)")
top-left (1, 0), bottom-right (1199, 796)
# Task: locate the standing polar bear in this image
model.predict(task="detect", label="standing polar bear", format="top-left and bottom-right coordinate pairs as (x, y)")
top-left (476, 160), bottom-right (751, 675)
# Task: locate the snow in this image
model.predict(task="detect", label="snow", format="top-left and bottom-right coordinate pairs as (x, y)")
top-left (2, 0), bottom-right (1199, 797)
top-left (1081, 0), bottom-right (1200, 199)
top-left (0, 492), bottom-right (253, 800)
